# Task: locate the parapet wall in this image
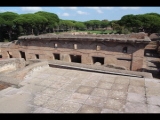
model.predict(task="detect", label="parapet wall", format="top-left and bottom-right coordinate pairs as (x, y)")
top-left (18, 32), bottom-right (150, 43)
top-left (0, 58), bottom-right (25, 73)
top-left (60, 32), bottom-right (148, 39)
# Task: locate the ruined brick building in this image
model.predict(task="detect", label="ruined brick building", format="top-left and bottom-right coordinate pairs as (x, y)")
top-left (0, 33), bottom-right (151, 71)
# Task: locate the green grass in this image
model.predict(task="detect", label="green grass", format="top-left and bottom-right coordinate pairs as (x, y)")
top-left (4, 39), bottom-right (9, 42)
top-left (74, 30), bottom-right (117, 34)
top-left (54, 30), bottom-right (118, 34)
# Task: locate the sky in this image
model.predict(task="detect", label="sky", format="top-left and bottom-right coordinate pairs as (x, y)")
top-left (0, 7), bottom-right (160, 21)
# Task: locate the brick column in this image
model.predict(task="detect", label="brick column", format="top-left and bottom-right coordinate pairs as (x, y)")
top-left (60, 53), bottom-right (70, 62)
top-left (131, 48), bottom-right (144, 71)
top-left (81, 54), bottom-right (92, 65)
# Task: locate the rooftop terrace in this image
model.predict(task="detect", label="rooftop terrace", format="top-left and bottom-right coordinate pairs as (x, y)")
top-left (0, 64), bottom-right (160, 113)
top-left (18, 33), bottom-right (151, 43)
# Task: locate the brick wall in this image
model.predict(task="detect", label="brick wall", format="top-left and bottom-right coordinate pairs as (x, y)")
top-left (0, 38), bottom-right (148, 71)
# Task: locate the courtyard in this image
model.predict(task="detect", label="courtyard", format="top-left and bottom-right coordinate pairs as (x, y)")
top-left (0, 66), bottom-right (160, 113)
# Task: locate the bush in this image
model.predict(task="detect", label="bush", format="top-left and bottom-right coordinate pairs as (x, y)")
top-left (122, 28), bottom-right (130, 34)
top-left (87, 32), bottom-right (92, 34)
top-left (117, 28), bottom-right (130, 34)
top-left (4, 39), bottom-right (9, 42)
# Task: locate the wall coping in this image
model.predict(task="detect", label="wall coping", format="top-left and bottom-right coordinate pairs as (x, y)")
top-left (18, 33), bottom-right (151, 43)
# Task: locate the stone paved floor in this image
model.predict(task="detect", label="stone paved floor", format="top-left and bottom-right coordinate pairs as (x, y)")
top-left (0, 66), bottom-right (160, 113)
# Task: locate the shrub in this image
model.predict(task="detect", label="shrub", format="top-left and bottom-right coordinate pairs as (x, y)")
top-left (4, 39), bottom-right (9, 42)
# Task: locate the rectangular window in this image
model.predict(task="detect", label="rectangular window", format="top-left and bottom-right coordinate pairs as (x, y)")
top-left (54, 43), bottom-right (57, 48)
top-left (96, 45), bottom-right (101, 51)
top-left (53, 53), bottom-right (60, 60)
top-left (74, 44), bottom-right (77, 49)
top-left (122, 47), bottom-right (127, 53)
top-left (35, 54), bottom-right (39, 59)
top-left (19, 51), bottom-right (26, 60)
top-left (70, 55), bottom-right (81, 63)
top-left (7, 51), bottom-right (12, 58)
top-left (92, 57), bottom-right (104, 65)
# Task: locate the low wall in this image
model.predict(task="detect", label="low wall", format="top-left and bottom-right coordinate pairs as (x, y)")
top-left (0, 60), bottom-right (48, 85)
top-left (0, 58), bottom-right (25, 73)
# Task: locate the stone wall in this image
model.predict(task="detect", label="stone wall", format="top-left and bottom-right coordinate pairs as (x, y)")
top-left (0, 38), bottom-right (148, 71)
top-left (0, 58), bottom-right (25, 73)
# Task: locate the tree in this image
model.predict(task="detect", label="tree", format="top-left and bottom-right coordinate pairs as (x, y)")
top-left (35, 11), bottom-right (59, 33)
top-left (84, 20), bottom-right (94, 30)
top-left (119, 13), bottom-right (160, 35)
top-left (139, 14), bottom-right (160, 35)
top-left (118, 14), bottom-right (142, 32)
top-left (13, 13), bottom-right (48, 35)
top-left (58, 20), bottom-right (65, 32)
top-left (58, 20), bottom-right (75, 32)
top-left (92, 20), bottom-right (101, 30)
top-left (100, 20), bottom-right (109, 28)
top-left (0, 12), bottom-right (19, 41)
top-left (74, 22), bottom-right (86, 30)
top-left (0, 16), bottom-right (5, 41)
top-left (64, 20), bottom-right (75, 31)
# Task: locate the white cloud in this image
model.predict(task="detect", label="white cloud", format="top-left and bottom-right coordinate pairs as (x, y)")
top-left (21, 7), bottom-right (42, 13)
top-left (87, 7), bottom-right (113, 14)
top-left (62, 12), bottom-right (70, 16)
top-left (87, 7), bottom-right (100, 10)
top-left (0, 10), bottom-right (6, 13)
top-left (97, 9), bottom-right (103, 14)
top-left (120, 7), bottom-right (140, 10)
top-left (101, 7), bottom-right (114, 10)
top-left (77, 10), bottom-right (88, 15)
top-left (0, 9), bottom-right (18, 13)
top-left (87, 7), bottom-right (102, 14)
top-left (59, 7), bottom-right (77, 10)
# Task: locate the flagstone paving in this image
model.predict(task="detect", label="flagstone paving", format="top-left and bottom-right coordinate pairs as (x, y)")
top-left (0, 66), bottom-right (160, 113)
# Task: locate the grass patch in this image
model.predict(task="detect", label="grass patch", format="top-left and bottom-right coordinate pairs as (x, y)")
top-left (75, 30), bottom-right (117, 34)
top-left (4, 39), bottom-right (10, 42)
top-left (54, 30), bottom-right (118, 35)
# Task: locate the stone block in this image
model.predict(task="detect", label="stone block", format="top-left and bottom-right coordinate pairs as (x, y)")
top-left (78, 105), bottom-right (102, 113)
top-left (43, 97), bottom-right (65, 111)
top-left (84, 96), bottom-right (107, 108)
top-left (114, 77), bottom-right (130, 85)
top-left (128, 85), bottom-right (145, 95)
top-left (124, 102), bottom-right (147, 113)
top-left (130, 78), bottom-right (145, 87)
top-left (108, 90), bottom-right (127, 100)
top-left (127, 93), bottom-right (146, 104)
top-left (103, 98), bottom-right (125, 111)
top-left (53, 90), bottom-right (73, 100)
top-left (68, 93), bottom-right (89, 103)
top-left (97, 80), bottom-right (113, 89)
top-left (76, 85), bottom-right (94, 95)
top-left (58, 101), bottom-right (82, 113)
top-left (91, 88), bottom-right (110, 98)
top-left (147, 96), bottom-right (160, 106)
top-left (147, 105), bottom-right (160, 113)
top-left (111, 84), bottom-right (128, 92)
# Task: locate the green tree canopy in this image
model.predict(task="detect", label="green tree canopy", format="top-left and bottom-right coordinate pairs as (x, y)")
top-left (35, 11), bottom-right (59, 32)
top-left (100, 20), bottom-right (109, 28)
top-left (74, 22), bottom-right (86, 30)
top-left (119, 13), bottom-right (160, 34)
top-left (0, 12), bottom-right (19, 41)
top-left (13, 13), bottom-right (48, 35)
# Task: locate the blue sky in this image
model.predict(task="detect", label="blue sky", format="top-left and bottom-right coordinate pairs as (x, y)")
top-left (0, 7), bottom-right (160, 21)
